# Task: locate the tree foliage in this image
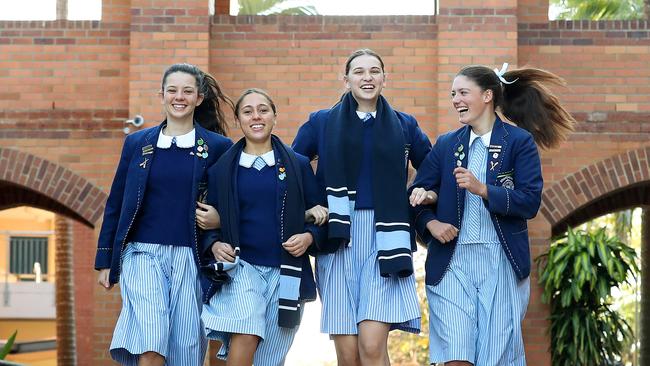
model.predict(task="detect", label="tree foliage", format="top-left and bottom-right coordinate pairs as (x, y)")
top-left (551, 0), bottom-right (644, 20)
top-left (237, 0), bottom-right (318, 15)
top-left (537, 227), bottom-right (639, 365)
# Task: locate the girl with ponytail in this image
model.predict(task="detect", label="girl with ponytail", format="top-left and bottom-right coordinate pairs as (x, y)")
top-left (409, 64), bottom-right (574, 366)
top-left (95, 63), bottom-right (233, 366)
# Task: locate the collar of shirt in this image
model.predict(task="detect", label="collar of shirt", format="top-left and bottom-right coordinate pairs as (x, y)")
top-left (469, 128), bottom-right (492, 147)
top-left (239, 150), bottom-right (276, 168)
top-left (156, 128), bottom-right (195, 149)
top-left (356, 110), bottom-right (377, 121)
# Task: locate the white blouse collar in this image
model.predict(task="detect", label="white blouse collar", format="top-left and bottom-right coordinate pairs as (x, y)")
top-left (156, 127), bottom-right (195, 149)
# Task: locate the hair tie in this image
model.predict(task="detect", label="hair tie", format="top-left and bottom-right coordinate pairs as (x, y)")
top-left (494, 63), bottom-right (518, 85)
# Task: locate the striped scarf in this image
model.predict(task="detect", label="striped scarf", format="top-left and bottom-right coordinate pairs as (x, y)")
top-left (324, 93), bottom-right (413, 277)
top-left (205, 135), bottom-right (306, 327)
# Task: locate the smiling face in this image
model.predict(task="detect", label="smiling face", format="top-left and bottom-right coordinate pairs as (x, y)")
top-left (236, 92), bottom-right (276, 145)
top-left (161, 71), bottom-right (204, 124)
top-left (451, 74), bottom-right (493, 126)
top-left (344, 54), bottom-right (386, 107)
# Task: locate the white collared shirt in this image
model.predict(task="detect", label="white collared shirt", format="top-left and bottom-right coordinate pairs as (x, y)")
top-left (156, 128), bottom-right (195, 148)
top-left (469, 129), bottom-right (492, 147)
top-left (239, 150), bottom-right (276, 168)
top-left (356, 110), bottom-right (377, 121)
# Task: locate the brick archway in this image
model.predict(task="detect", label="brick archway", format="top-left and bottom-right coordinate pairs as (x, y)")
top-left (0, 147), bottom-right (107, 227)
top-left (0, 147), bottom-right (110, 365)
top-left (540, 146), bottom-right (650, 235)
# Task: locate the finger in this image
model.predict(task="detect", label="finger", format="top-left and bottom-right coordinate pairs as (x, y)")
top-left (219, 251), bottom-right (235, 262)
top-left (283, 238), bottom-right (298, 248)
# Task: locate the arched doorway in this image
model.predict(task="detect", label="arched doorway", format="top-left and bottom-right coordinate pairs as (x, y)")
top-left (540, 146), bottom-right (650, 365)
top-left (0, 147), bottom-right (110, 365)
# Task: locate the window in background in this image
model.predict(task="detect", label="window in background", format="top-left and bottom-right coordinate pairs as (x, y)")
top-left (9, 237), bottom-right (49, 281)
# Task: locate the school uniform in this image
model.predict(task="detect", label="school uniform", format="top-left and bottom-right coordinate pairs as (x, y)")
top-left (94, 122), bottom-right (232, 366)
top-left (410, 116), bottom-right (542, 365)
top-left (292, 93), bottom-right (431, 335)
top-left (199, 135), bottom-right (324, 366)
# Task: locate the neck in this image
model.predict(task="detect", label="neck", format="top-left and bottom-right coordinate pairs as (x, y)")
top-left (243, 138), bottom-right (273, 156)
top-left (164, 118), bottom-right (194, 136)
top-left (355, 98), bottom-right (378, 113)
top-left (470, 111), bottom-right (495, 136)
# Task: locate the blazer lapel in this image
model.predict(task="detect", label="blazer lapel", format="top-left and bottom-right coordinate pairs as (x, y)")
top-left (192, 124), bottom-right (208, 202)
top-left (136, 123), bottom-right (163, 198)
top-left (454, 126), bottom-right (470, 226)
top-left (487, 117), bottom-right (508, 185)
top-left (275, 147), bottom-right (288, 240)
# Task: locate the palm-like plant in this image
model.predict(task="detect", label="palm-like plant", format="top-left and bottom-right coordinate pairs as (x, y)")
top-left (0, 331), bottom-right (17, 360)
top-left (537, 227), bottom-right (639, 365)
top-left (237, 0), bottom-right (318, 15)
top-left (551, 0), bottom-right (644, 20)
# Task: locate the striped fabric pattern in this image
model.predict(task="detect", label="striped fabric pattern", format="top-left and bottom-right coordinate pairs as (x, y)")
top-left (426, 243), bottom-right (529, 365)
top-left (457, 136), bottom-right (500, 245)
top-left (202, 261), bottom-right (301, 366)
top-left (326, 192), bottom-right (413, 278)
top-left (110, 242), bottom-right (207, 366)
top-left (326, 186), bottom-right (355, 237)
top-left (317, 209), bottom-right (420, 335)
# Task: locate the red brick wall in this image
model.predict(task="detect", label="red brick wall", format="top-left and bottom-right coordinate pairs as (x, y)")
top-left (1, 0), bottom-right (649, 364)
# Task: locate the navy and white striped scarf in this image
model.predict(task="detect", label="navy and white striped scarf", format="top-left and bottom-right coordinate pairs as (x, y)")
top-left (208, 135), bottom-right (306, 328)
top-left (324, 93), bottom-right (413, 277)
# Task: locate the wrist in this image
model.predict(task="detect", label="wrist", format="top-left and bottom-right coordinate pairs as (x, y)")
top-left (304, 232), bottom-right (314, 246)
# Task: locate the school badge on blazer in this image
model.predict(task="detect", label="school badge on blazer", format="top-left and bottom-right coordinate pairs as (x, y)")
top-left (497, 170), bottom-right (515, 189)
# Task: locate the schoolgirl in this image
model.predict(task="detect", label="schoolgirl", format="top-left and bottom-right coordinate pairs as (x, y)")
top-left (409, 64), bottom-right (575, 366)
top-left (292, 49), bottom-right (432, 365)
top-left (199, 88), bottom-right (325, 366)
top-left (95, 63), bottom-right (234, 366)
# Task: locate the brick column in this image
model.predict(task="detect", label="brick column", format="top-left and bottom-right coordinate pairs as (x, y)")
top-left (642, 207), bottom-right (649, 366)
top-left (55, 215), bottom-right (77, 366)
top-left (129, 0), bottom-right (211, 128)
top-left (215, 0), bottom-right (230, 15)
top-left (436, 0), bottom-right (518, 135)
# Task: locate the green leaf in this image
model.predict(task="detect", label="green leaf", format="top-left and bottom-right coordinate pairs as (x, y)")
top-left (0, 330), bottom-right (17, 360)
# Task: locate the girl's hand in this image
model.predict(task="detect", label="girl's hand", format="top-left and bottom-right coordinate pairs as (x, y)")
top-left (97, 269), bottom-right (113, 290)
top-left (196, 202), bottom-right (220, 230)
top-left (409, 187), bottom-right (438, 207)
top-left (426, 220), bottom-right (459, 244)
top-left (305, 205), bottom-right (328, 226)
top-left (453, 167), bottom-right (487, 198)
top-left (282, 233), bottom-right (313, 257)
top-left (211, 241), bottom-right (236, 262)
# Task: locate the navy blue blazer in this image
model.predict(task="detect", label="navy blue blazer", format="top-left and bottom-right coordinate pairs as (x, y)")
top-left (199, 139), bottom-right (325, 304)
top-left (95, 122), bottom-right (233, 285)
top-left (292, 107), bottom-right (432, 252)
top-left (411, 117), bottom-right (543, 286)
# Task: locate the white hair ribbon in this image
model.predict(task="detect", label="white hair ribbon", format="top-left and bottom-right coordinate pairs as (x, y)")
top-left (493, 62), bottom-right (518, 85)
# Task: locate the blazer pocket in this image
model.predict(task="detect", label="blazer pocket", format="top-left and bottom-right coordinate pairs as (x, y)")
top-left (512, 228), bottom-right (528, 235)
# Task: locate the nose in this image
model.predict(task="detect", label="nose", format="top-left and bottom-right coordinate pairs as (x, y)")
top-left (362, 71), bottom-right (373, 81)
top-left (452, 94), bottom-right (460, 104)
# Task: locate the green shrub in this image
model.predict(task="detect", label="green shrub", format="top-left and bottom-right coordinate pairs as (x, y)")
top-left (536, 228), bottom-right (638, 365)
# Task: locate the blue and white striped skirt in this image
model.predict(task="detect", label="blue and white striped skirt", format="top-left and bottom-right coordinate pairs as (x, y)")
top-left (426, 242), bottom-right (529, 366)
top-left (316, 209), bottom-right (420, 335)
top-left (110, 242), bottom-right (207, 366)
top-left (202, 260), bottom-right (301, 366)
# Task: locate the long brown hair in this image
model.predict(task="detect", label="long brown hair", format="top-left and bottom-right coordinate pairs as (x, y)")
top-left (161, 63), bottom-right (234, 136)
top-left (458, 65), bottom-right (575, 149)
